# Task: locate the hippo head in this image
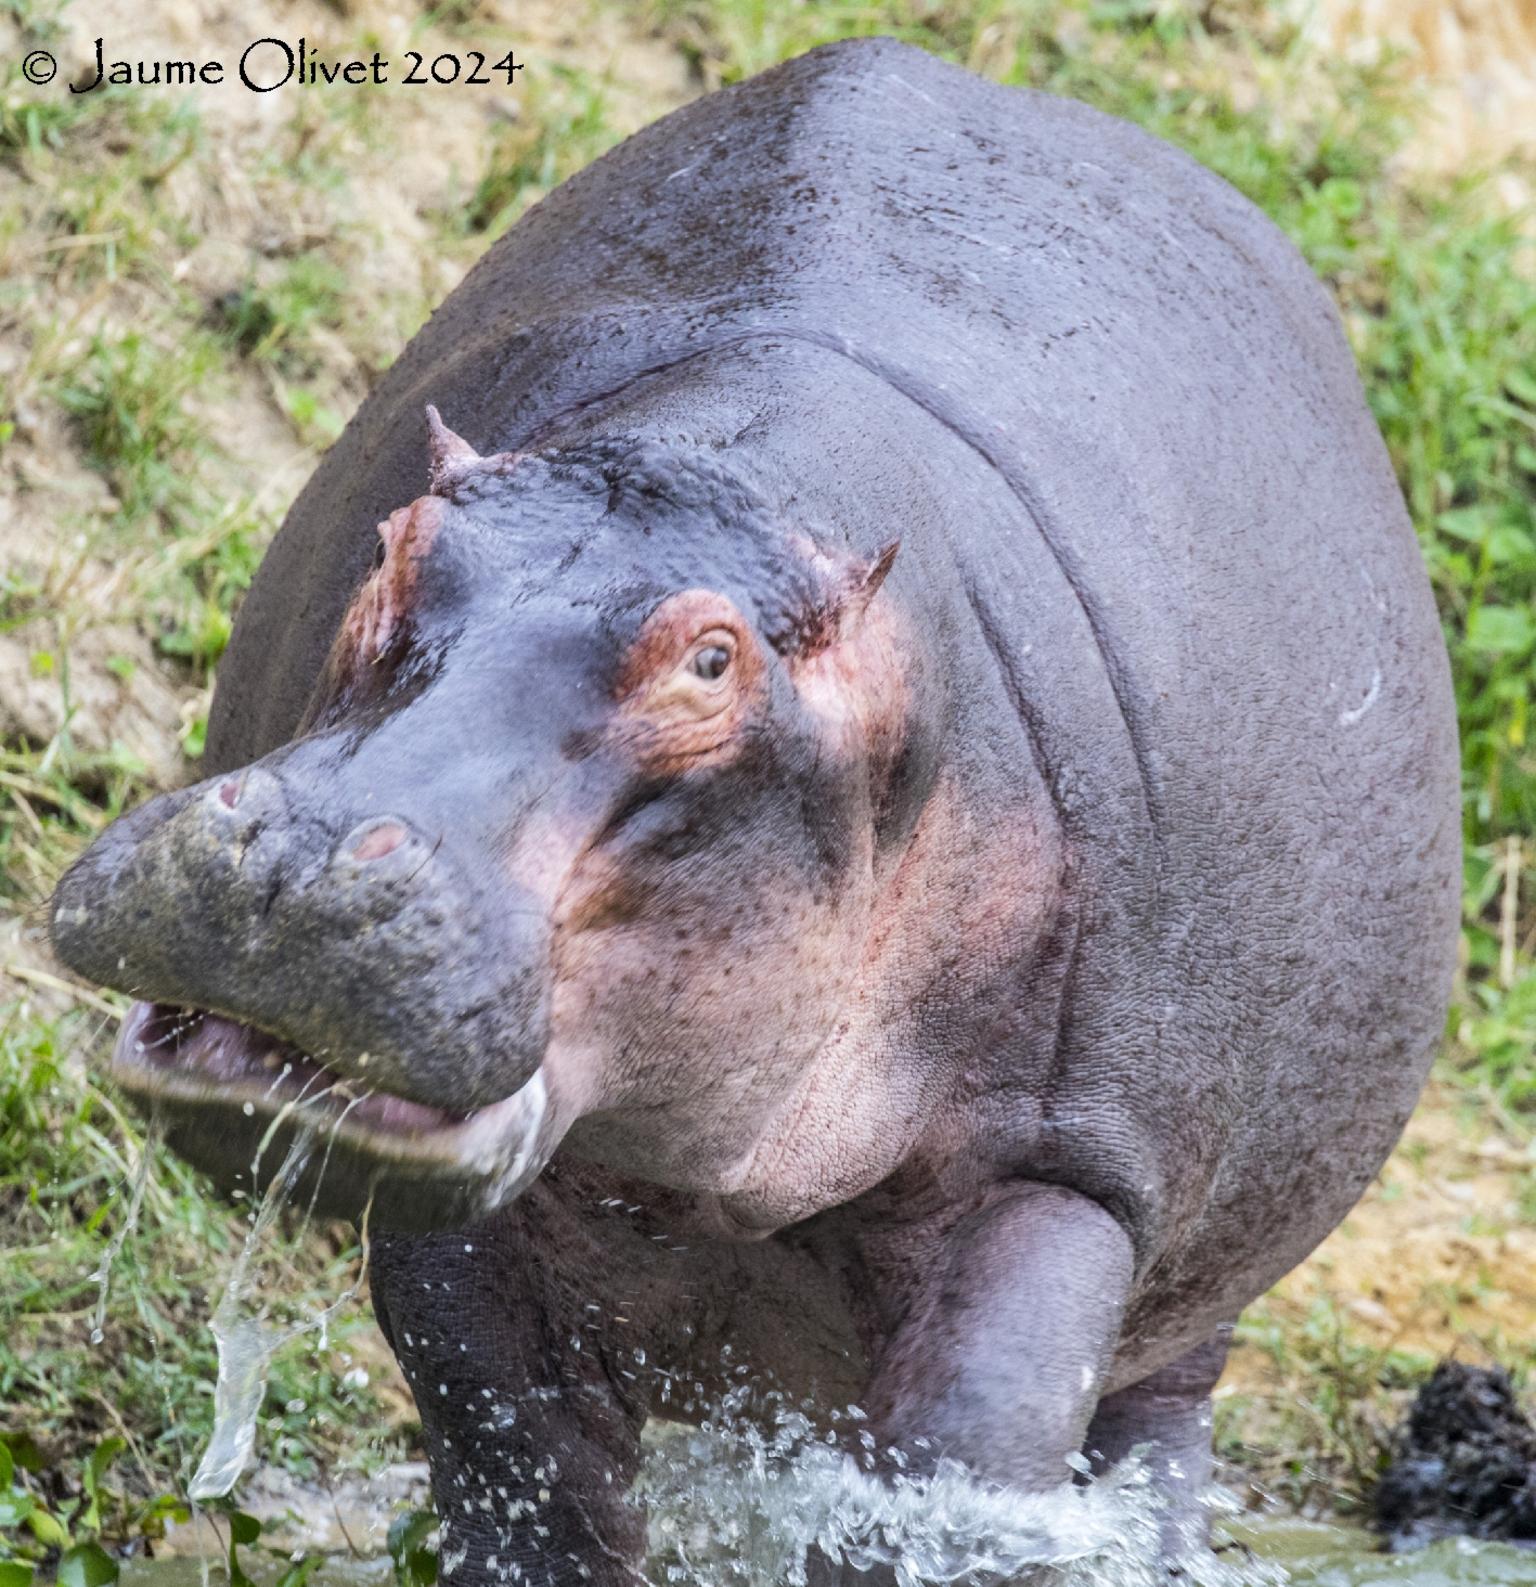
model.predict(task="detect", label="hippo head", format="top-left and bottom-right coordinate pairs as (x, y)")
top-left (49, 410), bottom-right (923, 1231)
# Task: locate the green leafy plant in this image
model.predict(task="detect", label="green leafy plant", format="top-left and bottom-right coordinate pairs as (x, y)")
top-left (0, 1431), bottom-right (193, 1584)
top-left (217, 1507), bottom-right (322, 1587)
top-left (389, 1508), bottom-right (439, 1587)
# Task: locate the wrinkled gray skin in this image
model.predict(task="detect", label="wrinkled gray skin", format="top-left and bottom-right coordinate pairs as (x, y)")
top-left (51, 38), bottom-right (1459, 1585)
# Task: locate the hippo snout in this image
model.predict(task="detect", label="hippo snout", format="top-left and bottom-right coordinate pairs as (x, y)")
top-left (49, 747), bottom-right (552, 1119)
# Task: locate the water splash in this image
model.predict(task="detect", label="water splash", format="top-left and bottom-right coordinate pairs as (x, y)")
top-left (187, 1074), bottom-right (381, 1502)
top-left (637, 1390), bottom-right (1289, 1587)
top-left (189, 1125), bottom-right (317, 1500)
top-left (88, 1111), bottom-right (163, 1345)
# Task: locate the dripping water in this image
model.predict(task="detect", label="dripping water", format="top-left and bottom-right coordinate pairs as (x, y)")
top-left (89, 1109), bottom-right (163, 1345)
top-left (188, 1124), bottom-right (319, 1501)
top-left (188, 1074), bottom-right (376, 1501)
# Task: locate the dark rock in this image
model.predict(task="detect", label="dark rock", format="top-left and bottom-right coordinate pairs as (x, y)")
top-left (1376, 1361), bottom-right (1536, 1550)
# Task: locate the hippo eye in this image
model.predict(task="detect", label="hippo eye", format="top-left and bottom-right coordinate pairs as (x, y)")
top-left (689, 645), bottom-right (732, 682)
top-left (371, 537), bottom-right (388, 572)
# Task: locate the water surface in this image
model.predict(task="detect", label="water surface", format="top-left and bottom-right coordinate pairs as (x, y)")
top-left (113, 1524), bottom-right (1532, 1587)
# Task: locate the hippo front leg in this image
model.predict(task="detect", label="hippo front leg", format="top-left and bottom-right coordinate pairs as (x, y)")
top-left (820, 1183), bottom-right (1134, 1582)
top-left (863, 1183), bottom-right (1133, 1487)
top-left (369, 1210), bottom-right (648, 1587)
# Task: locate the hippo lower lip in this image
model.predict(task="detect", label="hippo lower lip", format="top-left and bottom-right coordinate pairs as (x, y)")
top-left (114, 1002), bottom-right (470, 1136)
top-left (109, 1001), bottom-right (550, 1228)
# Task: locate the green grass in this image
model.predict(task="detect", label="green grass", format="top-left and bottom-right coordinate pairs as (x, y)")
top-left (0, 749), bottom-right (136, 907)
top-left (0, 69), bottom-right (100, 160)
top-left (455, 63), bottom-right (615, 236)
top-left (0, 1004), bottom-right (405, 1502)
top-left (1217, 1297), bottom-right (1438, 1515)
top-left (52, 332), bottom-right (213, 532)
top-left (213, 258), bottom-right (349, 372)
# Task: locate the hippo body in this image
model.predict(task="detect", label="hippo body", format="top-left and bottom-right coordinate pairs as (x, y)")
top-left (53, 38), bottom-right (1459, 1583)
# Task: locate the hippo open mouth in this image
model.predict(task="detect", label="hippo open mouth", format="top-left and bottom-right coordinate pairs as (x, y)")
top-left (112, 1000), bottom-right (550, 1231)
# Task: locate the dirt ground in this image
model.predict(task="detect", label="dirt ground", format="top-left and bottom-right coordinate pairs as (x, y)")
top-left (1242, 1082), bottom-right (1536, 1361)
top-left (1221, 1078), bottom-right (1536, 1470)
top-left (2, 0), bottom-right (1534, 1502)
top-left (1306, 0), bottom-right (1536, 206)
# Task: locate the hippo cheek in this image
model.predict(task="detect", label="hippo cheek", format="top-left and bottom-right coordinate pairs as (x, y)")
top-left (545, 851), bottom-right (875, 1184)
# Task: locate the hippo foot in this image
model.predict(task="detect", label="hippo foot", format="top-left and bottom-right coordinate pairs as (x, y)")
top-left (1082, 1325), bottom-right (1234, 1565)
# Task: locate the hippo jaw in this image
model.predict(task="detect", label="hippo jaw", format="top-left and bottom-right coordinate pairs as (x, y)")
top-left (47, 738), bottom-right (563, 1231)
top-left (110, 1001), bottom-right (552, 1232)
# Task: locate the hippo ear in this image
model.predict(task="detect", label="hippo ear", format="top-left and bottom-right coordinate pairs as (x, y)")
top-left (831, 539), bottom-right (900, 635)
top-left (800, 539), bottom-right (900, 653)
top-left (425, 406), bottom-right (527, 495)
top-left (425, 405), bottom-right (482, 494)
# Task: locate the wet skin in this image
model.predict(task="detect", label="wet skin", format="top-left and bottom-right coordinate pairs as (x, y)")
top-left (51, 38), bottom-right (1460, 1586)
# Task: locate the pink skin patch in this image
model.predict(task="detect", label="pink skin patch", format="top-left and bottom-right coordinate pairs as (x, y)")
top-left (350, 819), bottom-right (408, 862)
top-left (608, 589), bottom-right (765, 776)
top-left (338, 494), bottom-right (447, 671)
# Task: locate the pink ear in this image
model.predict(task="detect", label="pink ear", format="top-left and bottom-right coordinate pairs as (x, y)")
top-left (425, 405), bottom-right (482, 494)
top-left (844, 539), bottom-right (900, 625)
top-left (796, 538), bottom-right (900, 655)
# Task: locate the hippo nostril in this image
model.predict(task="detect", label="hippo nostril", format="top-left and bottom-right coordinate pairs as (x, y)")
top-left (206, 765), bottom-right (280, 825)
top-left (349, 818), bottom-right (409, 863)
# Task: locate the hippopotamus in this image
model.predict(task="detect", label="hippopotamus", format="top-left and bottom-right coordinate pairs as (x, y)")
top-left (50, 35), bottom-right (1459, 1583)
